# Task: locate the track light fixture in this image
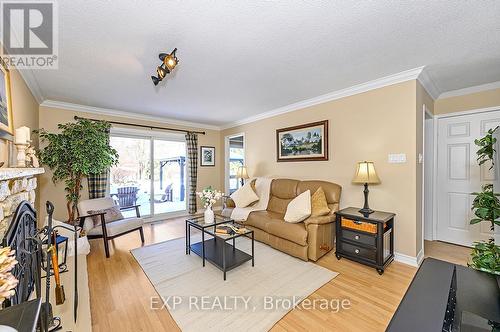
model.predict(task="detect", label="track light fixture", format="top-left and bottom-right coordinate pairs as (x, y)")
top-left (151, 48), bottom-right (179, 86)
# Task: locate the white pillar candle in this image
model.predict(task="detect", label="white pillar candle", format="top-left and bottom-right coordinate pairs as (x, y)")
top-left (14, 126), bottom-right (30, 145)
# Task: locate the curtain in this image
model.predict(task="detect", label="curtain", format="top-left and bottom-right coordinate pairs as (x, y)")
top-left (88, 128), bottom-right (110, 199)
top-left (185, 132), bottom-right (198, 214)
top-left (87, 171), bottom-right (109, 199)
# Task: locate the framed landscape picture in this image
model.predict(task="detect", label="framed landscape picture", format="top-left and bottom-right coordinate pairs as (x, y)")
top-left (200, 146), bottom-right (215, 166)
top-left (0, 60), bottom-right (13, 135)
top-left (276, 120), bottom-right (328, 162)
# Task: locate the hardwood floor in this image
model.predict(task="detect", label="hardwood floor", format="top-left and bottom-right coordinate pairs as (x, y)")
top-left (424, 239), bottom-right (471, 266)
top-left (87, 217), bottom-right (467, 332)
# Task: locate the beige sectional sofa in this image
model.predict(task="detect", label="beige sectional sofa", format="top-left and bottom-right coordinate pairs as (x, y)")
top-left (222, 179), bottom-right (342, 261)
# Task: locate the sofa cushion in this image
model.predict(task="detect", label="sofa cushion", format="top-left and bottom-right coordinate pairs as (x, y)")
top-left (266, 220), bottom-right (308, 246)
top-left (310, 187), bottom-right (331, 217)
top-left (267, 179), bottom-right (300, 214)
top-left (230, 181), bottom-right (259, 207)
top-left (244, 211), bottom-right (283, 230)
top-left (297, 180), bottom-right (341, 208)
top-left (284, 190), bottom-right (311, 223)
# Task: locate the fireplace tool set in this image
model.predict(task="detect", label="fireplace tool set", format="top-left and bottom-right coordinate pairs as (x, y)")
top-left (3, 201), bottom-right (81, 332)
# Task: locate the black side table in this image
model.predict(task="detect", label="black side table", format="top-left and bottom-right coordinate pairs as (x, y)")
top-left (335, 207), bottom-right (395, 275)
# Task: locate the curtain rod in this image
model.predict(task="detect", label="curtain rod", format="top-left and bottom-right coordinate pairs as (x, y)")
top-left (73, 116), bottom-right (206, 135)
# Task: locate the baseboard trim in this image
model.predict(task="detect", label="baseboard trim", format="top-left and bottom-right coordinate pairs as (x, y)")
top-left (394, 249), bottom-right (424, 268)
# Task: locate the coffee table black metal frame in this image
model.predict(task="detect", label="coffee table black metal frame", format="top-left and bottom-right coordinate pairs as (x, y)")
top-left (185, 215), bottom-right (254, 280)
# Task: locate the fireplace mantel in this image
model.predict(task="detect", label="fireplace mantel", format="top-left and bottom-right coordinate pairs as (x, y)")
top-left (0, 167), bottom-right (45, 181)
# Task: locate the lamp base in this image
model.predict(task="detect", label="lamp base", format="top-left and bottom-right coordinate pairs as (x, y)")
top-left (358, 207), bottom-right (375, 215)
top-left (360, 183), bottom-right (374, 215)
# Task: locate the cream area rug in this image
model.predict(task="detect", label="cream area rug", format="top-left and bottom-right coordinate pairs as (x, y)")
top-left (131, 237), bottom-right (338, 332)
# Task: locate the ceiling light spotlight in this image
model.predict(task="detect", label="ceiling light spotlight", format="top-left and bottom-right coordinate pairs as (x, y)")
top-left (151, 48), bottom-right (179, 86)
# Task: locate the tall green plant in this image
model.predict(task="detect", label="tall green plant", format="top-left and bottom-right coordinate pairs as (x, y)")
top-left (470, 127), bottom-right (500, 275)
top-left (35, 119), bottom-right (119, 222)
top-left (470, 184), bottom-right (500, 230)
top-left (475, 126), bottom-right (499, 169)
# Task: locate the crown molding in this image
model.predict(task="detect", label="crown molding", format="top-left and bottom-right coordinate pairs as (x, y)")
top-left (417, 69), bottom-right (440, 100)
top-left (220, 66), bottom-right (426, 130)
top-left (40, 100), bottom-right (222, 131)
top-left (437, 80), bottom-right (500, 100)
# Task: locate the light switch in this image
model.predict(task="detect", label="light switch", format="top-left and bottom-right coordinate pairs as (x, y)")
top-left (388, 153), bottom-right (407, 163)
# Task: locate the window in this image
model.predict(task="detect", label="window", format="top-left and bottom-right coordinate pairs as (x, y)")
top-left (109, 131), bottom-right (187, 219)
top-left (226, 134), bottom-right (245, 194)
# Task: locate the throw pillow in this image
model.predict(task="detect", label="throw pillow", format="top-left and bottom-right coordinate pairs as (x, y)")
top-left (87, 206), bottom-right (124, 228)
top-left (311, 187), bottom-right (331, 217)
top-left (284, 190), bottom-right (311, 223)
top-left (230, 180), bottom-right (259, 208)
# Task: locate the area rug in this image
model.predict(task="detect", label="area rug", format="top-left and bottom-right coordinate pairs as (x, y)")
top-left (131, 236), bottom-right (338, 332)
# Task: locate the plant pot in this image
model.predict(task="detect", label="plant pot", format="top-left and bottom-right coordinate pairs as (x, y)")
top-left (204, 206), bottom-right (215, 224)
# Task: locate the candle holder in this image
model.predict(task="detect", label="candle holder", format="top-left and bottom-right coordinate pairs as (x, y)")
top-left (15, 143), bottom-right (29, 167)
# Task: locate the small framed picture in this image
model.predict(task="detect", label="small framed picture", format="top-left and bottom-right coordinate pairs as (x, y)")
top-left (0, 60), bottom-right (13, 135)
top-left (200, 146), bottom-right (215, 166)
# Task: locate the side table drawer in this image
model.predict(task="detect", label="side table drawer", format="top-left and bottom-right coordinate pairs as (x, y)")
top-left (341, 229), bottom-right (376, 247)
top-left (340, 241), bottom-right (376, 262)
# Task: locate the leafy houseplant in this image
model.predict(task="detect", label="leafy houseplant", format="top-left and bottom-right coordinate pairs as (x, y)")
top-left (469, 127), bottom-right (500, 275)
top-left (36, 119), bottom-right (119, 222)
top-left (475, 126), bottom-right (498, 169)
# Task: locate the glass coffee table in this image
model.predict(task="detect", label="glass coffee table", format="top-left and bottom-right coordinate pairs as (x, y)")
top-left (185, 215), bottom-right (254, 280)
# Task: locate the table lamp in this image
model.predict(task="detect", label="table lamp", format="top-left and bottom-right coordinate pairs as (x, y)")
top-left (353, 161), bottom-right (380, 214)
top-left (236, 166), bottom-right (249, 186)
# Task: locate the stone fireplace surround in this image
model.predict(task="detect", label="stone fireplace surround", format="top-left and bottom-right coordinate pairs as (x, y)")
top-left (0, 168), bottom-right (44, 239)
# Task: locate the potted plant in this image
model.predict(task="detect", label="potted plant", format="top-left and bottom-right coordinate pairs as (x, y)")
top-left (470, 184), bottom-right (500, 274)
top-left (196, 186), bottom-right (224, 224)
top-left (35, 119), bottom-right (119, 222)
top-left (469, 127), bottom-right (500, 275)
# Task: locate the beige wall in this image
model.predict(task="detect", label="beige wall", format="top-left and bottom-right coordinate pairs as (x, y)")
top-left (0, 68), bottom-right (39, 163)
top-left (435, 87), bottom-right (500, 115)
top-left (38, 106), bottom-right (222, 222)
top-left (222, 80), bottom-right (421, 257)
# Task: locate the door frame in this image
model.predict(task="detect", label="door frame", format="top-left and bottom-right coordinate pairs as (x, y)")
top-left (224, 132), bottom-right (245, 194)
top-left (422, 105), bottom-right (435, 254)
top-left (109, 127), bottom-right (188, 222)
top-left (433, 104), bottom-right (500, 244)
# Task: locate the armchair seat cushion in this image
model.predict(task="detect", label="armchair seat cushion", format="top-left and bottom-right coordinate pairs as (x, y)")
top-left (87, 217), bottom-right (144, 237)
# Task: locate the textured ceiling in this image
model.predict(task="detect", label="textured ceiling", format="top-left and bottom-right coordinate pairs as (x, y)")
top-left (26, 0), bottom-right (500, 126)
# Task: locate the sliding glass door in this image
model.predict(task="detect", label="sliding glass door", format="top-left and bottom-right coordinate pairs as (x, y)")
top-left (153, 139), bottom-right (187, 215)
top-left (109, 133), bottom-right (187, 219)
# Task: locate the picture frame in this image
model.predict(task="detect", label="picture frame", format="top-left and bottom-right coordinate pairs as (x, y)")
top-left (276, 120), bottom-right (328, 162)
top-left (200, 146), bottom-right (215, 166)
top-left (0, 60), bottom-right (13, 135)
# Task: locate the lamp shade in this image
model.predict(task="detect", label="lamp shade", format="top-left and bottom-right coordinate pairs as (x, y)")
top-left (236, 166), bottom-right (249, 179)
top-left (353, 161), bottom-right (380, 184)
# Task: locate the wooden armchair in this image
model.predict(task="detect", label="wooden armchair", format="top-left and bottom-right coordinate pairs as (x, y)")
top-left (77, 197), bottom-right (144, 258)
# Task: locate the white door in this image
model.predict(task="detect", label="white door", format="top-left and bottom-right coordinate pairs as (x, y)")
top-left (436, 110), bottom-right (500, 246)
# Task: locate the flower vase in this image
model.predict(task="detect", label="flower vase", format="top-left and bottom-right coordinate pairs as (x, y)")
top-left (204, 205), bottom-right (215, 224)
